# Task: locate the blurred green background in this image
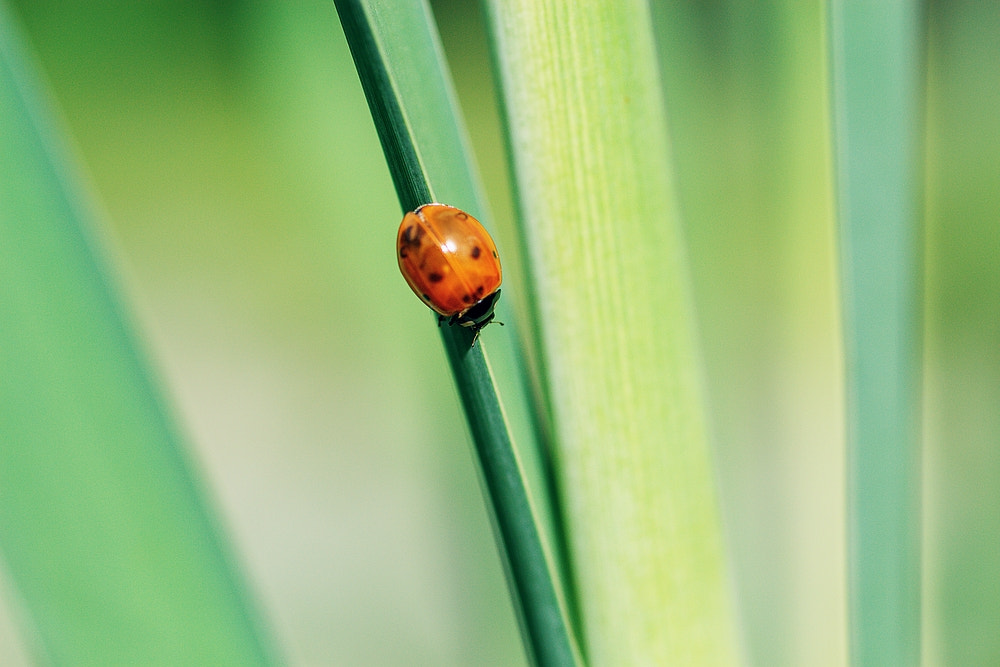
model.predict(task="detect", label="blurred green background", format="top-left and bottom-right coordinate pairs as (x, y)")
top-left (2, 1), bottom-right (997, 665)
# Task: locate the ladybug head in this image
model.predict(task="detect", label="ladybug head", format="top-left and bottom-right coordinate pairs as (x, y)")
top-left (438, 290), bottom-right (503, 347)
top-left (453, 289), bottom-right (501, 329)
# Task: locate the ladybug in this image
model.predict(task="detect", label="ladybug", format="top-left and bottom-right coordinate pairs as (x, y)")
top-left (397, 204), bottom-right (503, 336)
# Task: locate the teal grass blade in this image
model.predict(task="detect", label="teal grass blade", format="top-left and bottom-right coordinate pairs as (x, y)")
top-left (828, 1), bottom-right (925, 664)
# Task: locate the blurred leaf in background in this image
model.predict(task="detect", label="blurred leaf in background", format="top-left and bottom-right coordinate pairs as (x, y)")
top-left (923, 1), bottom-right (1000, 664)
top-left (652, 2), bottom-right (845, 664)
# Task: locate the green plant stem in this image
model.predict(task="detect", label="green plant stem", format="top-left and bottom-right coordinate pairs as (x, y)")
top-left (334, 1), bottom-right (582, 665)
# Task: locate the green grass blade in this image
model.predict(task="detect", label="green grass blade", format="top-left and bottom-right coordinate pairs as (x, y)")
top-left (333, 1), bottom-right (582, 665)
top-left (0, 6), bottom-right (277, 665)
top-left (484, 0), bottom-right (740, 663)
top-left (828, 1), bottom-right (925, 664)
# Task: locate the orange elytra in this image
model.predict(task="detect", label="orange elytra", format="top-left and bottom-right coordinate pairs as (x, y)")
top-left (397, 203), bottom-right (502, 332)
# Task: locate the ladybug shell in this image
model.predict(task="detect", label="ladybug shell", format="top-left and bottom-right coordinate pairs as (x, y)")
top-left (397, 204), bottom-right (502, 318)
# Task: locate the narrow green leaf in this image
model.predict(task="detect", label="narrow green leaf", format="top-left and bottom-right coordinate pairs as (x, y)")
top-left (484, 0), bottom-right (740, 663)
top-left (828, 1), bottom-right (924, 664)
top-left (0, 6), bottom-right (277, 665)
top-left (333, 1), bottom-right (582, 665)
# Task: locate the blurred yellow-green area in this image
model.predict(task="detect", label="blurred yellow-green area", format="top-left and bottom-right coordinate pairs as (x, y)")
top-left (2, 1), bottom-right (997, 665)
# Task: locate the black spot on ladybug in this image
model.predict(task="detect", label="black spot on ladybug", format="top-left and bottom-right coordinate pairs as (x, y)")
top-left (421, 293), bottom-right (431, 302)
top-left (462, 293), bottom-right (474, 304)
top-left (428, 272), bottom-right (444, 283)
top-left (471, 246), bottom-right (481, 259)
top-left (474, 285), bottom-right (485, 297)
top-left (400, 224), bottom-right (423, 249)
top-left (492, 250), bottom-right (498, 258)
